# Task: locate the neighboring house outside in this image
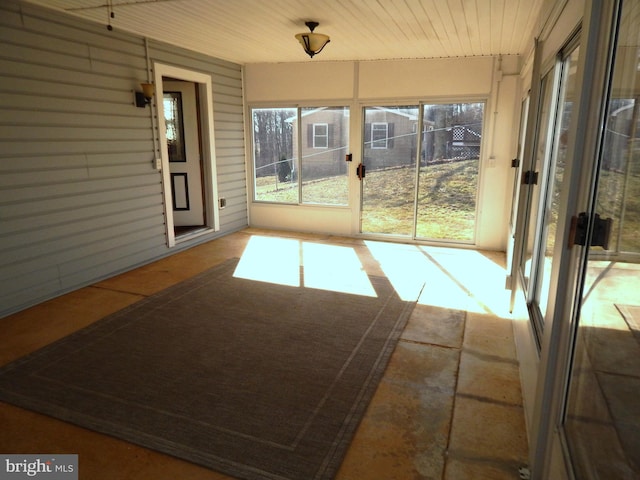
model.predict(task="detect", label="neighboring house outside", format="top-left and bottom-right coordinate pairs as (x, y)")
top-left (361, 107), bottom-right (483, 170)
top-left (363, 107), bottom-right (419, 171)
top-left (289, 107), bottom-right (350, 180)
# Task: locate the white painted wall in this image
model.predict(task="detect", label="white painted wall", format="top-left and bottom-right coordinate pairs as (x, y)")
top-left (244, 56), bottom-right (522, 250)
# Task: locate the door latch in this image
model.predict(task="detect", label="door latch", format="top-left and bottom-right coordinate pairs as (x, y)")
top-left (356, 163), bottom-right (366, 180)
top-left (569, 212), bottom-right (613, 249)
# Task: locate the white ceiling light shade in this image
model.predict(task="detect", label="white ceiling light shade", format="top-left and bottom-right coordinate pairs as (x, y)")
top-left (295, 21), bottom-right (330, 58)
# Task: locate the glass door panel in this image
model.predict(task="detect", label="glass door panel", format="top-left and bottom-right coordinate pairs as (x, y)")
top-left (564, 1), bottom-right (640, 476)
top-left (507, 98), bottom-right (530, 292)
top-left (520, 72), bottom-right (555, 294)
top-left (535, 46), bottom-right (581, 318)
top-left (416, 103), bottom-right (484, 242)
top-left (510, 98), bottom-right (530, 233)
top-left (361, 106), bottom-right (419, 236)
top-left (518, 41), bottom-right (580, 343)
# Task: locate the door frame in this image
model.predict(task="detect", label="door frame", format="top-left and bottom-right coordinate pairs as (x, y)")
top-left (533, 1), bottom-right (621, 477)
top-left (154, 62), bottom-right (220, 247)
top-left (508, 1), bottom-right (619, 478)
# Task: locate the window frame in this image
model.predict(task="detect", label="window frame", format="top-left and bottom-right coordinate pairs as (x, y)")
top-left (250, 105), bottom-right (350, 206)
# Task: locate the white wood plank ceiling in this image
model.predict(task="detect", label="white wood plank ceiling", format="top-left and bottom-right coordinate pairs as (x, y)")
top-left (24, 0), bottom-right (548, 64)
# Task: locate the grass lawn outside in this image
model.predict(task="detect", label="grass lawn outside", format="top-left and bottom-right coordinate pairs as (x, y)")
top-left (254, 159), bottom-right (480, 241)
top-left (362, 160), bottom-right (479, 241)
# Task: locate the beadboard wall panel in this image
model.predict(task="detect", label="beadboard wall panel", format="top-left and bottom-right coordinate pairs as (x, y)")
top-left (0, 0), bottom-right (247, 317)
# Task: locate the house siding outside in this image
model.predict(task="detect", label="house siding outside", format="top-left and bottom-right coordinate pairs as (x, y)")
top-left (0, 0), bottom-right (247, 318)
top-left (363, 108), bottom-right (418, 171)
top-left (292, 107), bottom-right (350, 180)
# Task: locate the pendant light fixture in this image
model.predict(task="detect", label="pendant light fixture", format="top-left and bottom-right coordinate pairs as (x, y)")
top-left (295, 21), bottom-right (330, 58)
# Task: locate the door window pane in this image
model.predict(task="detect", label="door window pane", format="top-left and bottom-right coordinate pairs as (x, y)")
top-left (416, 102), bottom-right (484, 241)
top-left (164, 92), bottom-right (186, 162)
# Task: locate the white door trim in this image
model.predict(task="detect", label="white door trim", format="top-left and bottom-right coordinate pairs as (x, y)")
top-left (153, 62), bottom-right (220, 247)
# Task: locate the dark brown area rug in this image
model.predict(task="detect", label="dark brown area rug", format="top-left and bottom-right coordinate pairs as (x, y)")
top-left (0, 258), bottom-right (420, 480)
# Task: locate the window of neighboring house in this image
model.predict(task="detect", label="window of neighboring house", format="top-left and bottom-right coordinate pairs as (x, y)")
top-left (371, 123), bottom-right (389, 148)
top-left (313, 123), bottom-right (328, 148)
top-left (252, 106), bottom-right (349, 206)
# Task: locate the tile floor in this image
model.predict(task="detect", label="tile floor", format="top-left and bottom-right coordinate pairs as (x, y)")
top-left (0, 228), bottom-right (529, 479)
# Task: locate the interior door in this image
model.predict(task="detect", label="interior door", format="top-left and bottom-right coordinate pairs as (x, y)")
top-left (163, 81), bottom-right (205, 227)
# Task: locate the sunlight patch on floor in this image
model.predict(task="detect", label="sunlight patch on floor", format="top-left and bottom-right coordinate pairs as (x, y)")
top-left (234, 235), bottom-right (510, 309)
top-left (364, 240), bottom-right (430, 302)
top-left (419, 247), bottom-right (510, 316)
top-left (234, 235), bottom-right (377, 297)
top-left (233, 235), bottom-right (301, 286)
top-left (364, 240), bottom-right (510, 313)
top-left (302, 242), bottom-right (377, 297)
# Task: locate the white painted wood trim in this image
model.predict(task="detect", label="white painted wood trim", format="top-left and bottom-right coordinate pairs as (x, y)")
top-left (153, 63), bottom-right (220, 248)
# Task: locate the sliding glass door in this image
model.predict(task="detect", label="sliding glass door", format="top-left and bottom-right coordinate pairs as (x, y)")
top-left (562, 1), bottom-right (640, 476)
top-left (360, 103), bottom-right (484, 242)
top-left (516, 38), bottom-right (581, 343)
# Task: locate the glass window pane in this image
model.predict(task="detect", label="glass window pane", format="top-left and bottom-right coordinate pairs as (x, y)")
top-left (252, 108), bottom-right (298, 204)
top-left (361, 106), bottom-right (419, 235)
top-left (599, 96), bottom-right (640, 252)
top-left (537, 47), bottom-right (580, 317)
top-left (300, 107), bottom-right (349, 205)
top-left (416, 102), bottom-right (484, 241)
top-left (521, 73), bottom-right (555, 292)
